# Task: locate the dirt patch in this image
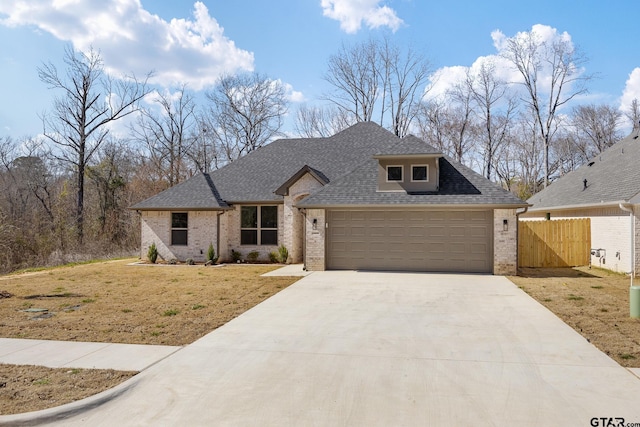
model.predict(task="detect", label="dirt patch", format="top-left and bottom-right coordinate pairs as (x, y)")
top-left (0, 364), bottom-right (136, 415)
top-left (0, 259), bottom-right (299, 415)
top-left (509, 266), bottom-right (640, 368)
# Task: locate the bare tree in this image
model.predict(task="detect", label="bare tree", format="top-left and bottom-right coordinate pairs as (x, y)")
top-left (38, 45), bottom-right (151, 242)
top-left (379, 38), bottom-right (432, 137)
top-left (133, 85), bottom-right (197, 185)
top-left (502, 29), bottom-right (592, 187)
top-left (625, 98), bottom-right (640, 132)
top-left (323, 39), bottom-right (379, 123)
top-left (569, 104), bottom-right (622, 160)
top-left (465, 61), bottom-right (517, 180)
top-left (204, 72), bottom-right (288, 164)
top-left (293, 104), bottom-right (354, 138)
top-left (414, 97), bottom-right (477, 166)
top-left (323, 37), bottom-right (432, 135)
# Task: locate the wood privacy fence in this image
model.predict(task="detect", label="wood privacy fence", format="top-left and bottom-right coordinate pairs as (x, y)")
top-left (518, 219), bottom-right (591, 268)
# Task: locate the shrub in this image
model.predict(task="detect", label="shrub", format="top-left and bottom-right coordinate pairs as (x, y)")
top-left (246, 250), bottom-right (260, 262)
top-left (268, 251), bottom-right (279, 263)
top-left (147, 243), bottom-right (158, 264)
top-left (231, 249), bottom-right (242, 263)
top-left (278, 244), bottom-right (289, 264)
top-left (186, 258), bottom-right (195, 265)
top-left (206, 243), bottom-right (218, 264)
top-left (168, 258), bottom-right (177, 265)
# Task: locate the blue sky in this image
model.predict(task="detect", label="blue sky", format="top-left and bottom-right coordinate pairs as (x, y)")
top-left (1, 0), bottom-right (639, 138)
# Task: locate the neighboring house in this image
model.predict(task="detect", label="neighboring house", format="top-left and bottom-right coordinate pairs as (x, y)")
top-left (522, 129), bottom-right (640, 275)
top-left (131, 122), bottom-right (527, 274)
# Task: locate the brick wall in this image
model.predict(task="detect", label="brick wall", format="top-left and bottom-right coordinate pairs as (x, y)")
top-left (305, 208), bottom-right (326, 271)
top-left (493, 209), bottom-right (517, 275)
top-left (140, 210), bottom-right (219, 262)
top-left (282, 173), bottom-right (325, 263)
top-left (221, 204), bottom-right (284, 262)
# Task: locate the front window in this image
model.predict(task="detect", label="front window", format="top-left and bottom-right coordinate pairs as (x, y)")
top-left (386, 165), bottom-right (403, 182)
top-left (241, 206), bottom-right (278, 245)
top-left (171, 212), bottom-right (188, 246)
top-left (411, 165), bottom-right (428, 182)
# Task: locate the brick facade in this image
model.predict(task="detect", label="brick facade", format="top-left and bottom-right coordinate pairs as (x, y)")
top-left (305, 208), bottom-right (326, 271)
top-left (140, 211), bottom-right (219, 262)
top-left (493, 209), bottom-right (518, 275)
top-left (282, 173), bottom-right (325, 263)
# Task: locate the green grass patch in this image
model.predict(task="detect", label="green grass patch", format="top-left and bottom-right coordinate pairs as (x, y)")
top-left (620, 353), bottom-right (636, 360)
top-left (591, 285), bottom-right (604, 289)
top-left (191, 304), bottom-right (205, 310)
top-left (567, 294), bottom-right (584, 301)
top-left (163, 309), bottom-right (179, 316)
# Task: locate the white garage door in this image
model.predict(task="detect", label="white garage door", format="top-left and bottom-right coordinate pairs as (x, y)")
top-left (327, 210), bottom-right (493, 273)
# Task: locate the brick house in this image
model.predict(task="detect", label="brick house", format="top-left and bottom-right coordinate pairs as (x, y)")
top-left (522, 129), bottom-right (640, 276)
top-left (131, 122), bottom-right (527, 274)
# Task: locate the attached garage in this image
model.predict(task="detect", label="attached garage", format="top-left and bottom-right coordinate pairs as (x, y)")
top-left (326, 209), bottom-right (493, 273)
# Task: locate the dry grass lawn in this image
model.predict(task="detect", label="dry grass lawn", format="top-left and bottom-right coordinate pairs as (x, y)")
top-left (510, 266), bottom-right (640, 368)
top-left (2, 260), bottom-right (640, 416)
top-left (0, 259), bottom-right (299, 415)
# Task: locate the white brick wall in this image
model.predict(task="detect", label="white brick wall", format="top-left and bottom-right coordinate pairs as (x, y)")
top-left (140, 211), bottom-right (219, 262)
top-left (493, 209), bottom-right (518, 275)
top-left (282, 173), bottom-right (325, 263)
top-left (305, 208), bottom-right (326, 271)
top-left (221, 204), bottom-right (284, 262)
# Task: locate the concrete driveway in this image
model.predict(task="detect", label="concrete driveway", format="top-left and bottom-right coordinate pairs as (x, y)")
top-left (5, 271), bottom-right (640, 426)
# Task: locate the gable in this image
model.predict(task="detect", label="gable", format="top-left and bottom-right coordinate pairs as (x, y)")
top-left (528, 131), bottom-right (640, 211)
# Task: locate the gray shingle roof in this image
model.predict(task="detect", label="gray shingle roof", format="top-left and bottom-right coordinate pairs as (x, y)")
top-left (130, 173), bottom-right (229, 210)
top-left (297, 156), bottom-right (526, 208)
top-left (527, 131), bottom-right (640, 211)
top-left (131, 121), bottom-right (527, 210)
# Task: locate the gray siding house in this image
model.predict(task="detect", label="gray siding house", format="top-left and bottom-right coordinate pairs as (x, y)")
top-left (522, 129), bottom-right (640, 276)
top-left (131, 122), bottom-right (527, 274)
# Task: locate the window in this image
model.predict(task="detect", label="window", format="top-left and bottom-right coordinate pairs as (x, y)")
top-left (241, 206), bottom-right (278, 245)
top-left (386, 165), bottom-right (403, 182)
top-left (171, 213), bottom-right (188, 246)
top-left (411, 165), bottom-right (428, 182)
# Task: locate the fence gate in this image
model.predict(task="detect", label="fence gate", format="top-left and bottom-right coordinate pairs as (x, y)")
top-left (518, 219), bottom-right (591, 268)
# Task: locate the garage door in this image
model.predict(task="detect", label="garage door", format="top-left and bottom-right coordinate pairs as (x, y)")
top-left (327, 210), bottom-right (493, 273)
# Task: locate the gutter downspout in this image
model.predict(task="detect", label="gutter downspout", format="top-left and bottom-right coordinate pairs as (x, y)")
top-left (619, 203), bottom-right (639, 318)
top-left (300, 208), bottom-right (307, 271)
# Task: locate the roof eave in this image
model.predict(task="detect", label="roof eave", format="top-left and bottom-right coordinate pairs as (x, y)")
top-left (527, 200), bottom-right (631, 213)
top-left (295, 202), bottom-right (529, 210)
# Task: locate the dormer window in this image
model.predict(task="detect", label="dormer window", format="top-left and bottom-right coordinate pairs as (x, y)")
top-left (411, 165), bottom-right (428, 182)
top-left (386, 165), bottom-right (403, 182)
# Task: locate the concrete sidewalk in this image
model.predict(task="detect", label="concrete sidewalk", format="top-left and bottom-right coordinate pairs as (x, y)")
top-left (0, 338), bottom-right (181, 371)
top-left (2, 271), bottom-right (640, 426)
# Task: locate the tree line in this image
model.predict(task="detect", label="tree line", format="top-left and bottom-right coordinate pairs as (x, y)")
top-left (1, 32), bottom-right (638, 273)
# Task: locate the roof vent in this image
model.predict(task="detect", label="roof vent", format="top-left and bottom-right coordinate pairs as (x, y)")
top-left (583, 179), bottom-right (588, 190)
top-left (588, 161), bottom-right (595, 167)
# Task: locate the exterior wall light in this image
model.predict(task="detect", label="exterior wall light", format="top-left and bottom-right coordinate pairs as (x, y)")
top-left (312, 218), bottom-right (318, 230)
top-left (503, 219), bottom-right (508, 232)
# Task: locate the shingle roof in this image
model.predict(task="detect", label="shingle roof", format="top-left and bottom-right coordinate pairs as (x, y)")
top-left (527, 131), bottom-right (640, 211)
top-left (131, 121), bottom-right (527, 210)
top-left (297, 156), bottom-right (526, 208)
top-left (130, 173), bottom-right (229, 210)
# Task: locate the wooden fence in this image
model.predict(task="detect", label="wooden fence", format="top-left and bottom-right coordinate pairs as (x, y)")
top-left (518, 219), bottom-right (591, 268)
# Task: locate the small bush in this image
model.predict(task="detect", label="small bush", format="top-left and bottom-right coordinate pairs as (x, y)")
top-left (278, 245), bottom-right (289, 264)
top-left (147, 243), bottom-right (158, 264)
top-left (168, 259), bottom-right (177, 265)
top-left (186, 258), bottom-right (195, 265)
top-left (206, 243), bottom-right (218, 264)
top-left (268, 251), bottom-right (279, 263)
top-left (231, 249), bottom-right (242, 263)
top-left (246, 250), bottom-right (260, 262)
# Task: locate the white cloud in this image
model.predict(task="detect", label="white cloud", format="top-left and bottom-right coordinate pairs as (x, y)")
top-left (427, 24), bottom-right (582, 103)
top-left (620, 68), bottom-right (640, 111)
top-left (0, 0), bottom-right (254, 90)
top-left (320, 0), bottom-right (403, 33)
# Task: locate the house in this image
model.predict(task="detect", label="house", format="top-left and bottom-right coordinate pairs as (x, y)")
top-left (131, 122), bottom-right (527, 274)
top-left (522, 129), bottom-right (640, 275)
